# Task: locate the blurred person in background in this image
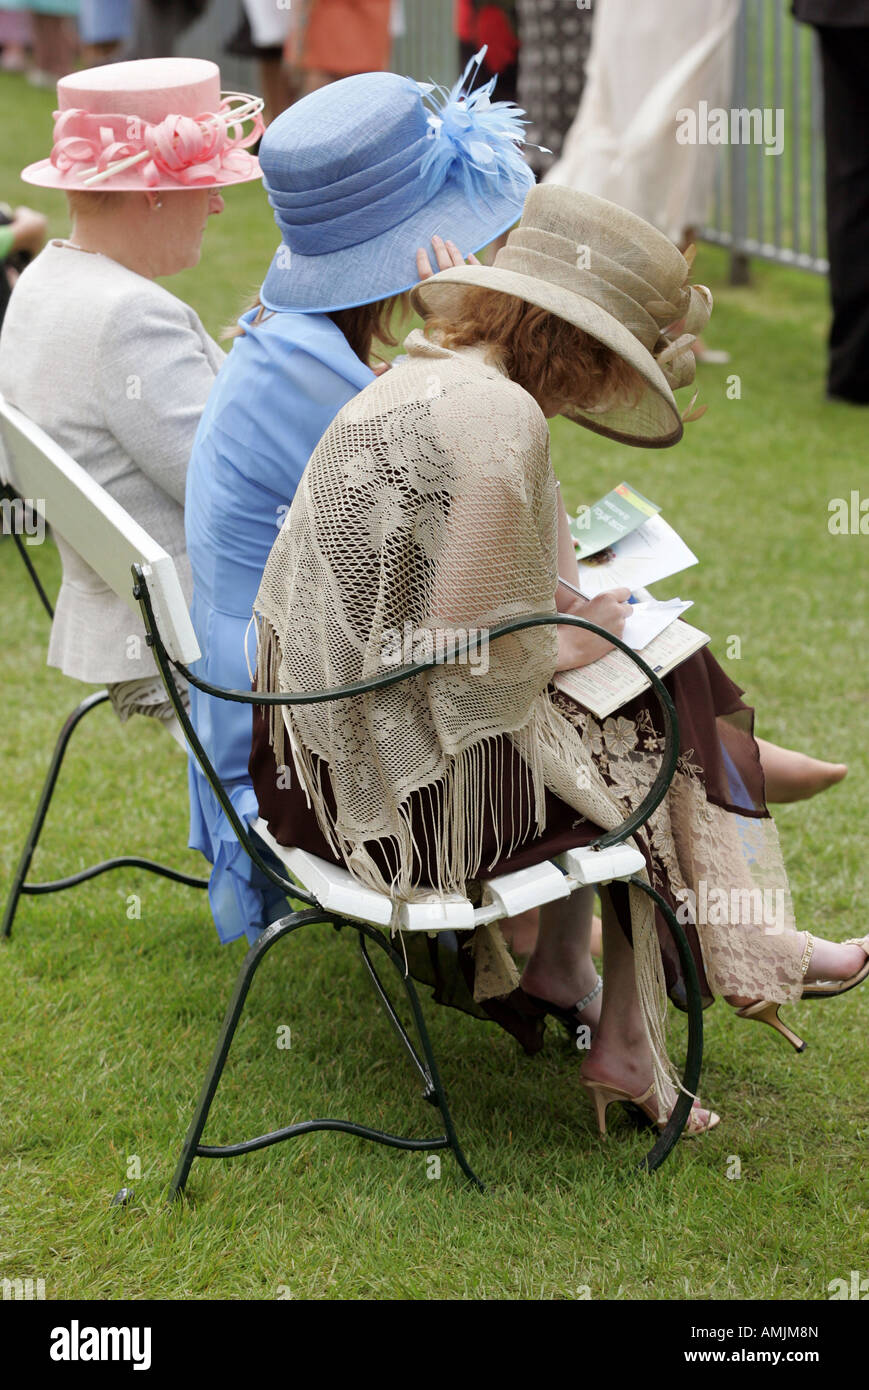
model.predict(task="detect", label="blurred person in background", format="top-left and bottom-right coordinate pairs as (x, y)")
top-left (456, 0), bottom-right (518, 104)
top-left (515, 0), bottom-right (593, 180)
top-left (546, 0), bottom-right (739, 362)
top-left (78, 0), bottom-right (132, 64)
top-left (286, 0), bottom-right (394, 98)
top-left (225, 0), bottom-right (296, 125)
top-left (793, 0), bottom-right (869, 404)
top-left (2, 0), bottom-right (78, 82)
top-left (0, 5), bottom-right (32, 69)
top-left (0, 203), bottom-right (46, 331)
top-left (125, 0), bottom-right (205, 61)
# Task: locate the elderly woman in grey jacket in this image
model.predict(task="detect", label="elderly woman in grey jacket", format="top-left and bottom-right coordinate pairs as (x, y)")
top-left (0, 56), bottom-right (263, 723)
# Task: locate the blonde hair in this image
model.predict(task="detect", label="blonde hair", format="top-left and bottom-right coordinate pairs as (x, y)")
top-left (424, 286), bottom-right (642, 414)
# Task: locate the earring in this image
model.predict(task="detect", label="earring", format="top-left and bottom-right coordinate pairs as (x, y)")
top-left (154, 200), bottom-right (163, 210)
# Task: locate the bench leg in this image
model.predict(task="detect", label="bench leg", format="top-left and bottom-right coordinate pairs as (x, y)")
top-left (9, 527), bottom-right (55, 620)
top-left (356, 930), bottom-right (484, 1190)
top-left (2, 485), bottom-right (55, 621)
top-left (2, 690), bottom-right (109, 939)
top-left (167, 911), bottom-right (483, 1201)
top-left (2, 691), bottom-right (209, 940)
top-left (628, 877), bottom-right (705, 1173)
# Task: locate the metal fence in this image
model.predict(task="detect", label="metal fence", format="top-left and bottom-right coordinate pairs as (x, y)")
top-left (392, 0), bottom-right (458, 88)
top-left (700, 0), bottom-right (828, 280)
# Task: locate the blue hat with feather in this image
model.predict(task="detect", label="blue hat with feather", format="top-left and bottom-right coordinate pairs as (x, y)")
top-left (258, 49), bottom-right (536, 314)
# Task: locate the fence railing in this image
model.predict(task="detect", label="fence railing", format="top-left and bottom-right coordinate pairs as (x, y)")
top-left (700, 0), bottom-right (828, 280)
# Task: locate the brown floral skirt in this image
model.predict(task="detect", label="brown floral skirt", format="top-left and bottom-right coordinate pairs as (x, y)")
top-left (250, 648), bottom-right (804, 1051)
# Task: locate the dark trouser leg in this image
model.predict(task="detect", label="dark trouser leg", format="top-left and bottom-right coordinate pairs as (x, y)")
top-left (816, 26), bottom-right (869, 403)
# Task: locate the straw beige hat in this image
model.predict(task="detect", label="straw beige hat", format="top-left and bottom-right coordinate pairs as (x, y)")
top-left (411, 184), bottom-right (713, 448)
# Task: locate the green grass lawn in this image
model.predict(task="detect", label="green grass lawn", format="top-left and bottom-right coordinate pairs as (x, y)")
top-left (1, 71), bottom-right (868, 1302)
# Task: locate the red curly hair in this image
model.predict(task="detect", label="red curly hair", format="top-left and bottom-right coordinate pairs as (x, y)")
top-left (423, 287), bottom-right (642, 415)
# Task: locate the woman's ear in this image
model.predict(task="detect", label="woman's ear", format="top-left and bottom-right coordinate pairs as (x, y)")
top-left (144, 191), bottom-right (163, 213)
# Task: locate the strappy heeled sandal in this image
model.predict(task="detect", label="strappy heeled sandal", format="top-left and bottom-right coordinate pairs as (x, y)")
top-left (580, 1077), bottom-right (720, 1138)
top-left (736, 933), bottom-right (869, 1053)
top-left (801, 933), bottom-right (869, 998)
top-left (521, 974), bottom-right (603, 1049)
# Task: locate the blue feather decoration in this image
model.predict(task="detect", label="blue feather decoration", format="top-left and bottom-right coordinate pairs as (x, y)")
top-left (417, 46), bottom-right (536, 208)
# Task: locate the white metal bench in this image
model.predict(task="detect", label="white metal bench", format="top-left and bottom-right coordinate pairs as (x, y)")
top-left (1, 391), bottom-right (704, 1197)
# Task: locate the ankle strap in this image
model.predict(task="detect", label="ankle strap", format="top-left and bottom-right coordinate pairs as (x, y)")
top-left (574, 973), bottom-right (603, 1014)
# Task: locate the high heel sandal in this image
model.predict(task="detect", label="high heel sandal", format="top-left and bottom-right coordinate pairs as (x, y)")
top-left (520, 974), bottom-right (603, 1049)
top-left (734, 999), bottom-right (807, 1052)
top-left (801, 934), bottom-right (869, 998)
top-left (580, 1077), bottom-right (720, 1138)
top-left (736, 934), bottom-right (869, 1053)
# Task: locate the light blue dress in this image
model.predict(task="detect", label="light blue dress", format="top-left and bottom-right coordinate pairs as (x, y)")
top-left (185, 305), bottom-right (374, 944)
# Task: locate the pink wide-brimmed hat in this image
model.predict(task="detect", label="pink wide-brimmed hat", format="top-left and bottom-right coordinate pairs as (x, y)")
top-left (21, 57), bottom-right (264, 192)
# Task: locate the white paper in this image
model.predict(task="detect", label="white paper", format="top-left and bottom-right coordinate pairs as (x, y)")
top-left (577, 514), bottom-right (698, 598)
top-left (622, 598), bottom-right (693, 651)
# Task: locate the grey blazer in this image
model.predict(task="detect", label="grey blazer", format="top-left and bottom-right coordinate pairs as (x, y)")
top-left (0, 240), bottom-right (223, 683)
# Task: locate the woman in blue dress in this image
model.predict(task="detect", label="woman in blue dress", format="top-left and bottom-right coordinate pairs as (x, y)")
top-left (184, 58), bottom-right (536, 947)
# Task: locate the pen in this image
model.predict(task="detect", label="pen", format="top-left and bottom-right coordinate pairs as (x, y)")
top-left (557, 576), bottom-right (639, 603)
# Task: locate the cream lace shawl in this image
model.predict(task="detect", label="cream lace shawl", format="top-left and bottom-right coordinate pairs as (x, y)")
top-left (255, 330), bottom-right (677, 1092)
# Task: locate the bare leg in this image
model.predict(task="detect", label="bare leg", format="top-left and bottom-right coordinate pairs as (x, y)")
top-left (32, 14), bottom-right (76, 77)
top-left (583, 893), bottom-right (717, 1125)
top-left (259, 57), bottom-right (296, 126)
top-left (499, 907), bottom-right (540, 957)
top-left (500, 904), bottom-right (603, 959)
top-left (300, 68), bottom-right (337, 97)
top-left (757, 737), bottom-right (847, 803)
top-left (519, 886), bottom-right (602, 1030)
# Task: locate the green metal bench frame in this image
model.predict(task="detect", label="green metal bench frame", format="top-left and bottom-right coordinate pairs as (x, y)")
top-left (0, 482), bottom-right (208, 942)
top-left (132, 563), bottom-right (704, 1197)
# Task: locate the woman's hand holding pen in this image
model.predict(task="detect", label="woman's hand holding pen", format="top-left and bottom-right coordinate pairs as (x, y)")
top-left (554, 585), bottom-right (632, 671)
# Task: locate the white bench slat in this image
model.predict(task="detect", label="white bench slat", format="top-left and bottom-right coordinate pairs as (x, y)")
top-left (555, 844), bottom-right (646, 885)
top-left (252, 818), bottom-right (394, 927)
top-left (0, 394), bottom-right (200, 666)
top-left (482, 860), bottom-right (570, 917)
top-left (398, 896), bottom-right (476, 933)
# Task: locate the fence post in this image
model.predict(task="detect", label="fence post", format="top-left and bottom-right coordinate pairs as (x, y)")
top-left (729, 0), bottom-right (750, 285)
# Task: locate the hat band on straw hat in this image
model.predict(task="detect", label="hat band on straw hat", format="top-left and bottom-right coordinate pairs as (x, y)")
top-left (48, 92), bottom-right (264, 189)
top-left (507, 227), bottom-right (679, 321)
top-left (495, 243), bottom-right (662, 350)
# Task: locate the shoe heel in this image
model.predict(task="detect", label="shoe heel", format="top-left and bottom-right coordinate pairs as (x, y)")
top-left (737, 1000), bottom-right (806, 1053)
top-left (581, 1080), bottom-right (620, 1136)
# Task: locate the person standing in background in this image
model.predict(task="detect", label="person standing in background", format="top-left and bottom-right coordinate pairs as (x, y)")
top-left (0, 6), bottom-right (32, 69)
top-left (3, 0), bottom-right (78, 81)
top-left (456, 0), bottom-right (519, 104)
top-left (546, 0), bottom-right (739, 251)
top-left (286, 0), bottom-right (393, 97)
top-left (546, 0), bottom-right (738, 363)
top-left (793, 1), bottom-right (869, 405)
top-left (124, 0), bottom-right (205, 61)
top-left (515, 0), bottom-right (593, 179)
top-left (78, 0), bottom-right (132, 63)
